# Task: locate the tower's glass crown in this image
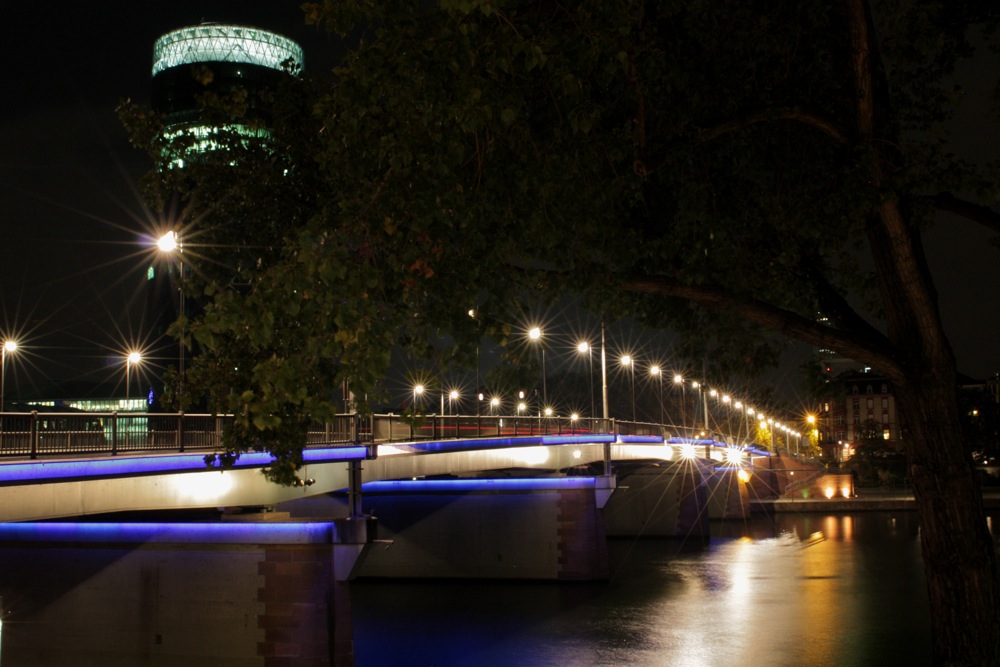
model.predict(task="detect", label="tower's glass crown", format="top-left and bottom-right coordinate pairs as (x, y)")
top-left (152, 24), bottom-right (304, 77)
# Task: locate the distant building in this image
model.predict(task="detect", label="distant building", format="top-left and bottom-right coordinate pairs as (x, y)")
top-left (151, 23), bottom-right (304, 160)
top-left (143, 23), bottom-right (305, 408)
top-left (816, 368), bottom-right (901, 462)
top-left (817, 369), bottom-right (1000, 462)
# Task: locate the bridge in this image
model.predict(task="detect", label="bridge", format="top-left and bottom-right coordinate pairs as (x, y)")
top-left (0, 408), bottom-right (846, 585)
top-left (0, 406), bottom-right (849, 667)
top-left (0, 409), bottom-right (775, 520)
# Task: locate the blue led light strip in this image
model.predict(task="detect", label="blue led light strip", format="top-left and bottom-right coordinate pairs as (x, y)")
top-left (0, 521), bottom-right (334, 544)
top-left (360, 477), bottom-right (598, 493)
top-left (0, 446), bottom-right (368, 485)
top-left (617, 435), bottom-right (665, 444)
top-left (396, 434), bottom-right (614, 455)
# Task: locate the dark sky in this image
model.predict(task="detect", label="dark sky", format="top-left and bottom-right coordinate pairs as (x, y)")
top-left (0, 2), bottom-right (337, 399)
top-left (0, 3), bottom-right (998, 403)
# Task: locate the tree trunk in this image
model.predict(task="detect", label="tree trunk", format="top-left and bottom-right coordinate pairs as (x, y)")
top-left (896, 367), bottom-right (1000, 665)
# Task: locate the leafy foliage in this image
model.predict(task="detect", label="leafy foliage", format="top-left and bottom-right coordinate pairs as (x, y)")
top-left (124, 5), bottom-right (1000, 655)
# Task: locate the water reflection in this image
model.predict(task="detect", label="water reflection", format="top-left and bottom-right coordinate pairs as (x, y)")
top-left (353, 512), bottom-right (937, 667)
top-left (0, 511), bottom-right (994, 665)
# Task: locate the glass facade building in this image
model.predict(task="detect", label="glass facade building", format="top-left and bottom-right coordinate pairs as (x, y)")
top-left (151, 23), bottom-right (304, 133)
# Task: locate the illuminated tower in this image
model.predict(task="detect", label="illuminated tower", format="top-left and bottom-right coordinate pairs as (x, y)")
top-left (144, 24), bottom-right (305, 407)
top-left (151, 23), bottom-right (305, 163)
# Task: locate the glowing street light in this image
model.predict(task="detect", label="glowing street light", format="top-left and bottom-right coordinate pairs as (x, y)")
top-left (692, 381), bottom-right (710, 457)
top-left (157, 230), bottom-right (186, 386)
top-left (674, 374), bottom-right (686, 432)
top-left (1, 340), bottom-right (18, 413)
top-left (125, 351), bottom-right (143, 402)
top-left (577, 341), bottom-right (596, 418)
top-left (528, 326), bottom-right (546, 415)
top-left (649, 365), bottom-right (664, 425)
top-left (413, 384), bottom-right (424, 411)
top-left (620, 355), bottom-right (636, 424)
top-left (448, 390), bottom-right (459, 415)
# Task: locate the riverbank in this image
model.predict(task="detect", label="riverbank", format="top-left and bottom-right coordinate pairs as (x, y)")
top-left (752, 488), bottom-right (1000, 513)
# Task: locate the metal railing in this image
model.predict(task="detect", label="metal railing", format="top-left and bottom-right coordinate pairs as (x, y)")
top-left (0, 410), bottom-right (744, 461)
top-left (0, 411), bottom-right (362, 460)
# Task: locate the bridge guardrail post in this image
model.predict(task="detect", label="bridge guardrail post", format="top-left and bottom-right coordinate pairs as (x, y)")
top-left (111, 411), bottom-right (118, 456)
top-left (30, 410), bottom-right (38, 460)
top-left (177, 411), bottom-right (185, 452)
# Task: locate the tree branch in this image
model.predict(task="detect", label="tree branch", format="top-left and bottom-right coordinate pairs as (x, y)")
top-left (931, 192), bottom-right (1000, 235)
top-left (697, 109), bottom-right (852, 145)
top-left (623, 274), bottom-right (905, 380)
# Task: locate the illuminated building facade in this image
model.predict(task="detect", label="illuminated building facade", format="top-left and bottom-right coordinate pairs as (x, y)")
top-left (814, 369), bottom-right (902, 461)
top-left (151, 23), bottom-right (304, 140)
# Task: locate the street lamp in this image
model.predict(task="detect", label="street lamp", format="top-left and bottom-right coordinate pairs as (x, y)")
top-left (674, 374), bottom-right (685, 432)
top-left (528, 327), bottom-right (546, 415)
top-left (577, 341), bottom-right (596, 419)
top-left (449, 390), bottom-right (459, 415)
top-left (1, 340), bottom-right (18, 413)
top-left (125, 351), bottom-right (143, 404)
top-left (413, 384), bottom-right (424, 412)
top-left (692, 381), bottom-right (710, 458)
top-left (157, 231), bottom-right (186, 386)
top-left (620, 355), bottom-right (636, 424)
top-left (649, 365), bottom-right (663, 425)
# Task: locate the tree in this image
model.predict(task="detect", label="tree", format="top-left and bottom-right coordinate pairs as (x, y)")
top-left (123, 1), bottom-right (1000, 661)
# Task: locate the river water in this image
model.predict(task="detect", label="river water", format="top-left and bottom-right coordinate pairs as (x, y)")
top-left (352, 512), bottom-right (945, 667)
top-left (1, 511), bottom-right (996, 666)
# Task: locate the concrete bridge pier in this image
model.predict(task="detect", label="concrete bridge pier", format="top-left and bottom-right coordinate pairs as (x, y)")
top-left (349, 479), bottom-right (612, 581)
top-left (254, 515), bottom-right (377, 667)
top-left (603, 461), bottom-right (710, 539)
top-left (707, 468), bottom-right (751, 520)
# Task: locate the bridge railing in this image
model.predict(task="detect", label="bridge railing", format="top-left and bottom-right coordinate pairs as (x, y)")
top-left (0, 410), bottom-right (753, 460)
top-left (368, 414), bottom-right (616, 441)
top-left (0, 411), bottom-right (362, 460)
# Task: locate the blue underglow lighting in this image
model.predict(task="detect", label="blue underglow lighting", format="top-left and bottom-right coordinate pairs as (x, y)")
top-left (541, 434), bottom-right (615, 446)
top-left (361, 477), bottom-right (597, 493)
top-left (0, 521), bottom-right (333, 544)
top-left (617, 435), bottom-right (665, 444)
top-left (396, 435), bottom-right (613, 455)
top-left (0, 446), bottom-right (368, 485)
top-left (667, 437), bottom-right (716, 446)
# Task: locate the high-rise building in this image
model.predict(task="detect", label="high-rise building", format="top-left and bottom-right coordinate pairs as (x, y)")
top-left (144, 24), bottom-right (305, 408)
top-left (151, 23), bottom-right (304, 144)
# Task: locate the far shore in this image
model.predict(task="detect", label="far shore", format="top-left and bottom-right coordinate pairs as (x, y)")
top-left (752, 487), bottom-right (1000, 513)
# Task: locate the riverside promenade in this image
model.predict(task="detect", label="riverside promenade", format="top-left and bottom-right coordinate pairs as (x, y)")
top-left (754, 487), bottom-right (1000, 513)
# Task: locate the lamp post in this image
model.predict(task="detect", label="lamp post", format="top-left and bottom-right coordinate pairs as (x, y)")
top-left (692, 381), bottom-right (710, 458)
top-left (528, 327), bottom-right (546, 416)
top-left (650, 365), bottom-right (663, 425)
top-left (721, 394), bottom-right (731, 440)
top-left (577, 341), bottom-right (596, 420)
top-left (125, 351), bottom-right (142, 404)
top-left (621, 355), bottom-right (636, 425)
top-left (600, 323), bottom-right (609, 421)
top-left (157, 231), bottom-right (186, 395)
top-left (1, 340), bottom-right (17, 414)
top-left (413, 384), bottom-right (424, 412)
top-left (674, 374), bottom-right (685, 434)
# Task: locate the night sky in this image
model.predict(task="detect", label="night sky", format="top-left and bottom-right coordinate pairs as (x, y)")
top-left (0, 3), bottom-right (998, 402)
top-left (0, 2), bottom-right (336, 399)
